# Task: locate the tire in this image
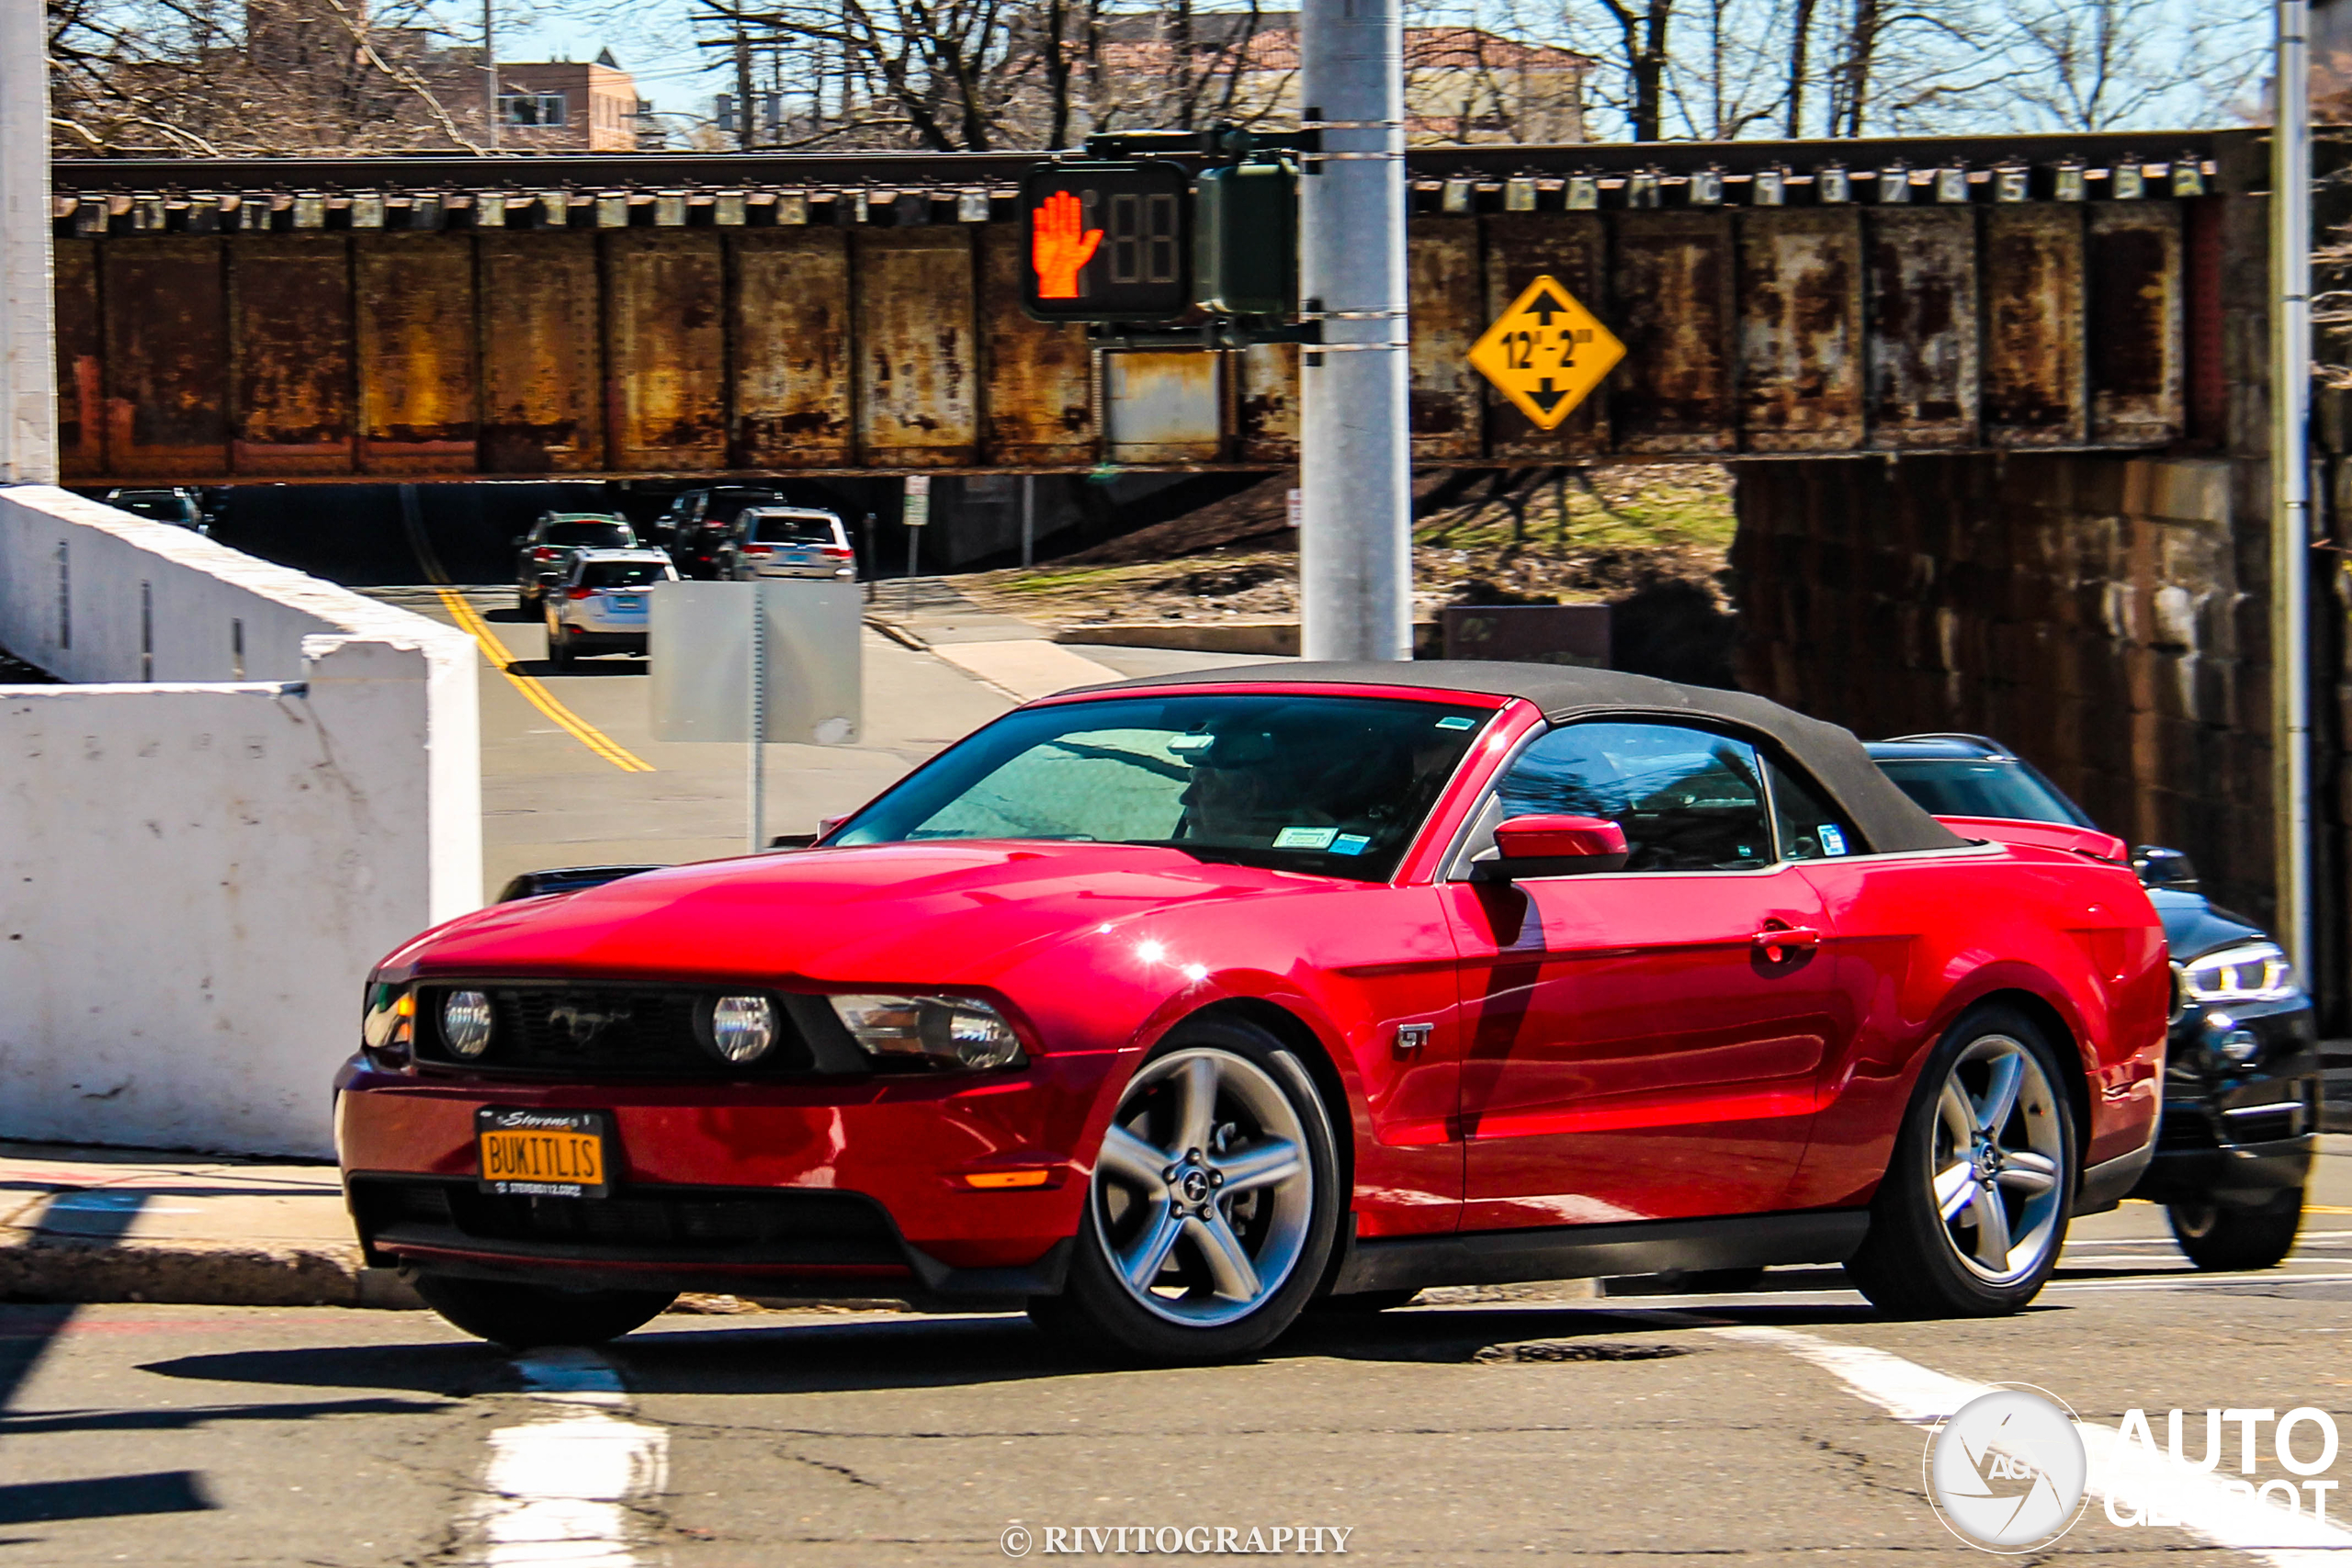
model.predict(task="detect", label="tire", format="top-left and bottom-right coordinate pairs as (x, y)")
top-left (411, 1273), bottom-right (674, 1350)
top-left (1846, 1004), bottom-right (2077, 1317)
top-left (2167, 1188), bottom-right (2304, 1271)
top-left (548, 618), bottom-right (574, 668)
top-left (1032, 1017), bottom-right (1341, 1362)
top-left (516, 589), bottom-right (535, 616)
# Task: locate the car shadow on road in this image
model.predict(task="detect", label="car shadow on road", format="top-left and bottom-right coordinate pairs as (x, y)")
top-left (130, 1290), bottom-right (2048, 1403)
top-left (513, 658), bottom-right (649, 679)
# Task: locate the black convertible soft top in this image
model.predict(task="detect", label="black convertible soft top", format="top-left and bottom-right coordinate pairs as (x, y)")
top-left (1081, 660), bottom-right (1966, 856)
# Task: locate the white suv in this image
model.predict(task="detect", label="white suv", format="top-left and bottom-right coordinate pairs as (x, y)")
top-left (718, 507), bottom-right (856, 581)
top-left (545, 549), bottom-right (677, 666)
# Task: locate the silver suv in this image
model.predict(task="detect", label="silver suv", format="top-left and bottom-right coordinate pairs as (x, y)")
top-left (718, 507), bottom-right (855, 581)
top-left (544, 549), bottom-right (676, 666)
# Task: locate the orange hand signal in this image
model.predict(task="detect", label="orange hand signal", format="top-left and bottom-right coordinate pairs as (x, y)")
top-left (1031, 189), bottom-right (1102, 299)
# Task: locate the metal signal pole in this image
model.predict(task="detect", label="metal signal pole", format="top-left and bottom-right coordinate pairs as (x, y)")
top-left (2273, 0), bottom-right (2313, 968)
top-left (482, 0), bottom-right (500, 152)
top-left (1297, 0), bottom-right (1411, 661)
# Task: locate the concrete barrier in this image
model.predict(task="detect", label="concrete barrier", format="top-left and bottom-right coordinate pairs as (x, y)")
top-left (0, 486), bottom-right (479, 1156)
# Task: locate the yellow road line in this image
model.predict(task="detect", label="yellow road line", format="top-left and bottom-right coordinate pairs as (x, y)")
top-left (393, 491), bottom-right (654, 773)
top-left (434, 586), bottom-right (656, 773)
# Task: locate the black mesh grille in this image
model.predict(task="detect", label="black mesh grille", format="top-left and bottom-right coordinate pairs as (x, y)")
top-left (352, 1177), bottom-right (903, 1267)
top-left (413, 984), bottom-right (816, 1077)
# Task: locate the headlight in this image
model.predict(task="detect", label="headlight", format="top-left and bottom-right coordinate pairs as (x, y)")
top-left (441, 990), bottom-right (493, 1057)
top-left (830, 994), bottom-right (1025, 1070)
top-left (709, 995), bottom-right (778, 1064)
top-left (2180, 942), bottom-right (2301, 1004)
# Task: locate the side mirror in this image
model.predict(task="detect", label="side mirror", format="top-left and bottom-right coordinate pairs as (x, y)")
top-left (2132, 844), bottom-right (2199, 892)
top-left (1476, 815), bottom-right (1630, 880)
top-left (510, 536), bottom-right (525, 547)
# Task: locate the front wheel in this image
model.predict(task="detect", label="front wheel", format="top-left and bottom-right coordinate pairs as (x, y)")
top-left (1846, 1006), bottom-right (2076, 1317)
top-left (2168, 1189), bottom-right (2304, 1271)
top-left (411, 1274), bottom-right (675, 1349)
top-left (1033, 1019), bottom-right (1340, 1362)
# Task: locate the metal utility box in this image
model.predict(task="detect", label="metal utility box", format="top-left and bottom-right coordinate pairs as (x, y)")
top-left (1193, 159), bottom-right (1298, 318)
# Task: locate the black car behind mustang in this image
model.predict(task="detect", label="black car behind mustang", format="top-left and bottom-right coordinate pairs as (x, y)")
top-left (1869, 735), bottom-right (2320, 1270)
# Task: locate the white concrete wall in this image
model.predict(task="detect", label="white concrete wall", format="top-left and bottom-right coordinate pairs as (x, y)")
top-left (0, 486), bottom-right (480, 1156)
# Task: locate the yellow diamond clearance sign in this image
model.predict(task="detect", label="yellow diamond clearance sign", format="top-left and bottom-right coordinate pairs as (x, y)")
top-left (1468, 275), bottom-right (1626, 430)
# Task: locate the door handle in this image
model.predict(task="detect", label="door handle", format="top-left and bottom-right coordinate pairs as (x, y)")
top-left (1753, 923), bottom-right (1822, 964)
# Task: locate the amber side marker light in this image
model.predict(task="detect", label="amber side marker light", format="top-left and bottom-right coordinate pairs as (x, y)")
top-left (964, 1169), bottom-right (1054, 1190)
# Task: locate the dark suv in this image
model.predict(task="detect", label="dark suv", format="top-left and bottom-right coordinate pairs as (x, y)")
top-left (654, 487), bottom-right (788, 579)
top-left (1869, 734), bottom-right (2320, 1270)
top-left (514, 513), bottom-right (638, 614)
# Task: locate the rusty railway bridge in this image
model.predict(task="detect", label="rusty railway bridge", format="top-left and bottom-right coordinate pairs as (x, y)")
top-left (48, 130), bottom-right (2253, 484)
top-left (54, 128), bottom-right (2352, 1030)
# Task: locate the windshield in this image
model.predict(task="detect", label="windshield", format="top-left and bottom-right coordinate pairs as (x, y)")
top-left (115, 493), bottom-right (192, 523)
top-left (545, 520), bottom-right (635, 548)
top-left (831, 694), bottom-right (1497, 880)
top-left (751, 513), bottom-right (840, 545)
top-left (1874, 758), bottom-right (2092, 827)
top-left (581, 560), bottom-right (670, 588)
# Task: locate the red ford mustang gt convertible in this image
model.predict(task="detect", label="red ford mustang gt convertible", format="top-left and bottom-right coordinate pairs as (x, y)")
top-left (337, 663), bottom-right (2167, 1359)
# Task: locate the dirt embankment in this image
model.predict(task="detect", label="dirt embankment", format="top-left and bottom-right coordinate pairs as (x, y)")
top-left (960, 463), bottom-right (1736, 626)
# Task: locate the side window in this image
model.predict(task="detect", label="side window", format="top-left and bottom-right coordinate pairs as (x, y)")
top-left (1767, 758), bottom-right (1860, 861)
top-left (1495, 722), bottom-right (1771, 872)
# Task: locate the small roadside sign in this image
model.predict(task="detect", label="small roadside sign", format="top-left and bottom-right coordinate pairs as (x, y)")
top-left (903, 475), bottom-right (931, 527)
top-left (1467, 275), bottom-right (1626, 431)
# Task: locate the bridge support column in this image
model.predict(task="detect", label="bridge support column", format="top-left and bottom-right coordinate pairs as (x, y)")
top-left (1734, 452), bottom-right (2309, 953)
top-left (0, 0), bottom-right (56, 483)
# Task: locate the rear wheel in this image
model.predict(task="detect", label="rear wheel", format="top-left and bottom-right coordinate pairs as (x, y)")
top-left (411, 1274), bottom-right (674, 1349)
top-left (2168, 1189), bottom-right (2304, 1271)
top-left (1033, 1019), bottom-right (1340, 1362)
top-left (1846, 1006), bottom-right (2075, 1317)
top-left (547, 616), bottom-right (575, 668)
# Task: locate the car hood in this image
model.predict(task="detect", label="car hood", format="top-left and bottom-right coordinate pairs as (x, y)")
top-left (2147, 886), bottom-right (2270, 963)
top-left (393, 840), bottom-right (1332, 986)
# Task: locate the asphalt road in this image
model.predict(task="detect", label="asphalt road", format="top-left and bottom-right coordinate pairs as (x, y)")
top-left (364, 584), bottom-right (1277, 901)
top-left (6, 1139), bottom-right (2348, 1565)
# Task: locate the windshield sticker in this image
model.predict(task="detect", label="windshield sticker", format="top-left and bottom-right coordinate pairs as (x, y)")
top-left (1273, 827), bottom-right (1340, 851)
top-left (1436, 716), bottom-right (1477, 730)
top-left (1329, 833), bottom-right (1374, 856)
top-left (1818, 824), bottom-right (1849, 856)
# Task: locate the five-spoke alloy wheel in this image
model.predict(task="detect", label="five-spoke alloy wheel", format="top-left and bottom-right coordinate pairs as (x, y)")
top-left (1848, 1004), bottom-right (2077, 1317)
top-left (1035, 1018), bottom-right (1339, 1361)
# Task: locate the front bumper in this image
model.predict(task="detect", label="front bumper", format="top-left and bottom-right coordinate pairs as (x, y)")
top-left (334, 1052), bottom-right (1119, 1302)
top-left (2128, 996), bottom-right (2320, 1206)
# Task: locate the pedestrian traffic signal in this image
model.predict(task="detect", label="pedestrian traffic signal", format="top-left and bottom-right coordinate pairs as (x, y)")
top-left (1019, 161), bottom-right (1194, 323)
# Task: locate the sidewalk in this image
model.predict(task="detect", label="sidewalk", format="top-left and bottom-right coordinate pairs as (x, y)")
top-left (0, 1141), bottom-right (418, 1309)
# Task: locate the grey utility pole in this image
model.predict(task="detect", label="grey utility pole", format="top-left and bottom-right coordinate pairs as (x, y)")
top-left (481, 0), bottom-right (500, 152)
top-left (1296, 0), bottom-right (1410, 661)
top-left (2272, 0), bottom-right (2313, 969)
top-left (1, 0), bottom-right (58, 483)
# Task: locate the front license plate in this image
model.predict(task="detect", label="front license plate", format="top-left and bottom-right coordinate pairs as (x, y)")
top-left (476, 1108), bottom-right (610, 1198)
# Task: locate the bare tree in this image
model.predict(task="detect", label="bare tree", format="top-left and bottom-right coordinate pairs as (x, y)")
top-left (50, 0), bottom-right (492, 155)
